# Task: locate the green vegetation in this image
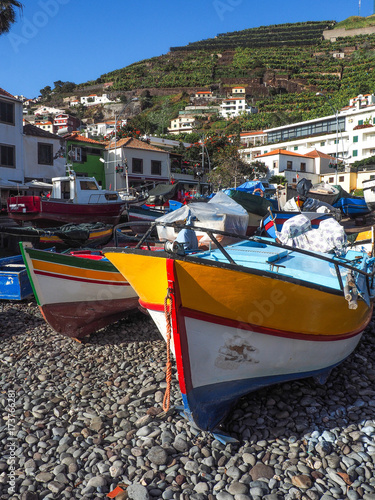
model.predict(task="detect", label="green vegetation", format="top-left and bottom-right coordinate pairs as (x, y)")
top-left (37, 18), bottom-right (375, 140)
top-left (335, 15), bottom-right (375, 30)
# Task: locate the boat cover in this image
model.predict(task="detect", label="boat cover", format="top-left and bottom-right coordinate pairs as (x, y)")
top-left (282, 197), bottom-right (340, 219)
top-left (276, 214), bottom-right (347, 256)
top-left (233, 181), bottom-right (265, 193)
top-left (145, 182), bottom-right (180, 205)
top-left (155, 191), bottom-right (249, 247)
top-left (0, 222), bottom-right (112, 248)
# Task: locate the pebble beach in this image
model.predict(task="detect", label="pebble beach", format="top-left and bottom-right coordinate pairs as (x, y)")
top-left (2, 300), bottom-right (375, 500)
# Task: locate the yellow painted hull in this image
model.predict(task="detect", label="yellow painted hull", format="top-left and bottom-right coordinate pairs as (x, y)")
top-left (104, 251), bottom-right (371, 337)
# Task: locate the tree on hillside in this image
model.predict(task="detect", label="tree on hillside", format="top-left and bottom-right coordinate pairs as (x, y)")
top-left (208, 144), bottom-right (254, 189)
top-left (40, 86), bottom-right (52, 100)
top-left (0, 0), bottom-right (23, 35)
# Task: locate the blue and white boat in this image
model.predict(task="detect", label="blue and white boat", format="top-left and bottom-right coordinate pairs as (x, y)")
top-left (0, 254), bottom-right (33, 300)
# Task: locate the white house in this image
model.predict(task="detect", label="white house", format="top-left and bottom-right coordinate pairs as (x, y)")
top-left (194, 91), bottom-right (214, 99)
top-left (256, 148), bottom-right (336, 185)
top-left (23, 124), bottom-right (66, 183)
top-left (0, 88), bottom-right (24, 186)
top-left (34, 106), bottom-right (65, 116)
top-left (105, 137), bottom-right (170, 190)
top-left (34, 120), bottom-right (54, 134)
top-left (220, 98), bottom-right (257, 119)
top-left (85, 119), bottom-right (127, 139)
top-left (80, 94), bottom-right (116, 106)
top-left (231, 87), bottom-right (246, 97)
top-left (168, 115), bottom-right (200, 135)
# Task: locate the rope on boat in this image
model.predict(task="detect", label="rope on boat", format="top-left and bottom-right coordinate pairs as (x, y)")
top-left (163, 289), bottom-right (173, 412)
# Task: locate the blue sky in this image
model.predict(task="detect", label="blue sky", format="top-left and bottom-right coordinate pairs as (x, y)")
top-left (1, 0), bottom-right (373, 98)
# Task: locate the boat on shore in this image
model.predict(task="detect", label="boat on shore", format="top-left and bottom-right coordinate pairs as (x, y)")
top-left (7, 171), bottom-right (127, 227)
top-left (20, 243), bottom-right (139, 339)
top-left (0, 254), bottom-right (33, 300)
top-left (104, 222), bottom-right (375, 431)
top-left (0, 222), bottom-right (113, 249)
top-left (363, 178), bottom-right (375, 210)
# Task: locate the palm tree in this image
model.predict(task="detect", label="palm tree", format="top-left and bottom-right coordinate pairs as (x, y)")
top-left (0, 1), bottom-right (23, 35)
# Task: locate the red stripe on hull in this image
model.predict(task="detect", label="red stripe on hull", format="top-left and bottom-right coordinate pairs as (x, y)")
top-left (34, 270), bottom-right (129, 286)
top-left (139, 299), bottom-right (371, 342)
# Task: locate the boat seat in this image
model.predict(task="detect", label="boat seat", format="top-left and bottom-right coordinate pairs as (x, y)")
top-left (266, 250), bottom-right (289, 263)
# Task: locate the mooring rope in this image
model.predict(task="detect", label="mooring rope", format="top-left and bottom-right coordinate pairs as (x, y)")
top-left (163, 288), bottom-right (173, 412)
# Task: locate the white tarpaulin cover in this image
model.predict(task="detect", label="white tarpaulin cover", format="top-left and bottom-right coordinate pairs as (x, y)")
top-left (156, 191), bottom-right (249, 247)
top-left (276, 214), bottom-right (347, 256)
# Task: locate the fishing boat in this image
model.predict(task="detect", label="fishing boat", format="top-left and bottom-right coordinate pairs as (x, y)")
top-left (225, 182), bottom-right (279, 235)
top-left (20, 243), bottom-right (139, 339)
top-left (363, 178), bottom-right (375, 211)
top-left (333, 196), bottom-right (371, 218)
top-left (104, 222), bottom-right (375, 431)
top-left (261, 210), bottom-right (334, 238)
top-left (0, 222), bottom-right (113, 249)
top-left (0, 254), bottom-right (33, 300)
top-left (7, 170), bottom-right (127, 227)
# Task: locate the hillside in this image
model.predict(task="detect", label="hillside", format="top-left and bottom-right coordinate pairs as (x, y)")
top-left (41, 18), bottom-right (375, 138)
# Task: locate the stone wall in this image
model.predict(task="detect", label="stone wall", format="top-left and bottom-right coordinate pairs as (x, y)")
top-left (323, 26), bottom-right (375, 41)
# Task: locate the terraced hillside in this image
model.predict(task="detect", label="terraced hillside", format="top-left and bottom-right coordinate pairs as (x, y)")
top-left (170, 21), bottom-right (336, 51)
top-left (73, 19), bottom-right (375, 135)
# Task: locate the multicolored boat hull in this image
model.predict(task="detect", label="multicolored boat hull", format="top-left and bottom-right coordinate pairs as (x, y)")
top-left (20, 243), bottom-right (139, 339)
top-left (262, 211), bottom-right (333, 238)
top-left (104, 239), bottom-right (375, 431)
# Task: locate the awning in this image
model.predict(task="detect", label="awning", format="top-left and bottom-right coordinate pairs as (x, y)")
top-left (0, 178), bottom-right (27, 189)
top-left (25, 180), bottom-right (53, 189)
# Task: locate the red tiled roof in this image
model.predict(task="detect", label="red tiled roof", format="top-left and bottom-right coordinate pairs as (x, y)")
top-left (258, 148), bottom-right (336, 160)
top-left (240, 130), bottom-right (263, 136)
top-left (304, 149), bottom-right (335, 159)
top-left (65, 132), bottom-right (103, 145)
top-left (0, 88), bottom-right (16, 99)
top-left (257, 149), bottom-right (306, 158)
top-left (106, 137), bottom-right (168, 153)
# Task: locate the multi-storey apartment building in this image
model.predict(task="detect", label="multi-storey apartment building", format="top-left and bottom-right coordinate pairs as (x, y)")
top-left (240, 94), bottom-right (375, 188)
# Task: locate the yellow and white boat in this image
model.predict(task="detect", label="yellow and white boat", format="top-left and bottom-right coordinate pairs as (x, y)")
top-left (104, 224), bottom-right (375, 431)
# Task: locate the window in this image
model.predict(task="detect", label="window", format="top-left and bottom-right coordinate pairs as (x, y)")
top-left (70, 147), bottom-right (82, 162)
top-left (80, 180), bottom-right (98, 190)
top-left (300, 162), bottom-right (306, 172)
top-left (273, 161), bottom-right (278, 169)
top-left (38, 143), bottom-right (53, 165)
top-left (320, 141), bottom-right (325, 146)
top-left (329, 177), bottom-right (334, 183)
top-left (151, 160), bottom-right (162, 176)
top-left (353, 136), bottom-right (358, 143)
top-left (132, 158), bottom-right (143, 174)
top-left (358, 120), bottom-right (363, 126)
top-left (294, 146), bottom-right (298, 151)
top-left (287, 161), bottom-right (293, 170)
top-left (353, 150), bottom-right (358, 157)
top-left (0, 144), bottom-right (15, 167)
top-left (339, 176), bottom-right (344, 182)
top-left (0, 100), bottom-right (14, 125)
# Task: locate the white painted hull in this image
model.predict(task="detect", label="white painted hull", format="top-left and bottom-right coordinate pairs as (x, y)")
top-left (148, 310), bottom-right (362, 391)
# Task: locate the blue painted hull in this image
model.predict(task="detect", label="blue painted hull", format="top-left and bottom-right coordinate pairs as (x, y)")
top-left (262, 211), bottom-right (332, 238)
top-left (182, 359), bottom-right (344, 430)
top-left (333, 197), bottom-right (370, 217)
top-left (0, 255), bottom-right (33, 300)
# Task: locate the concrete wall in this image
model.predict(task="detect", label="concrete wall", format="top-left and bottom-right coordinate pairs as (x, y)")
top-left (23, 135), bottom-right (65, 182)
top-left (0, 98), bottom-right (24, 183)
top-left (323, 26), bottom-right (375, 41)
